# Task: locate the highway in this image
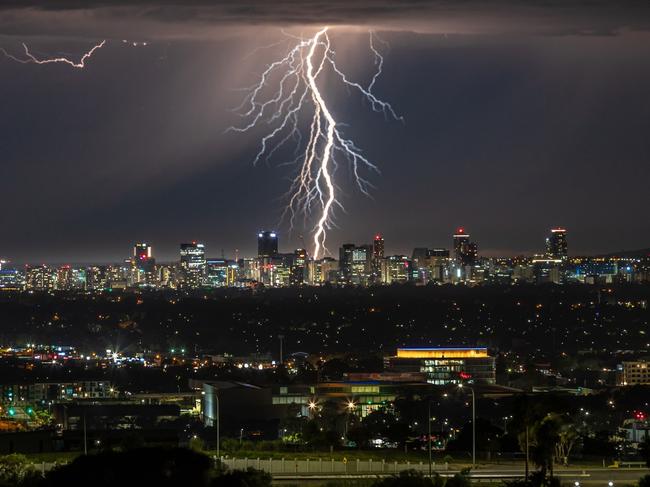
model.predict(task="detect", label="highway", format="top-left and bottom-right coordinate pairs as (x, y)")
top-left (272, 466), bottom-right (650, 485)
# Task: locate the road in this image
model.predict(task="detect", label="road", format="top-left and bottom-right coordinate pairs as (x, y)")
top-left (272, 466), bottom-right (649, 485)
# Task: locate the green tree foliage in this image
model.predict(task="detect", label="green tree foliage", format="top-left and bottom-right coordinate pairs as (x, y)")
top-left (638, 474), bottom-right (650, 487)
top-left (212, 467), bottom-right (272, 487)
top-left (0, 454), bottom-right (39, 486)
top-left (444, 472), bottom-right (471, 487)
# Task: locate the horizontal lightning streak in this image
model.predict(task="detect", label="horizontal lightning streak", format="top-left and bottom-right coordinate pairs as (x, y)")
top-left (1, 40), bottom-right (106, 68)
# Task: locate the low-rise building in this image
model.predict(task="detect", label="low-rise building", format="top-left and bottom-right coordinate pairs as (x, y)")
top-left (618, 361), bottom-right (650, 386)
top-left (388, 347), bottom-right (496, 385)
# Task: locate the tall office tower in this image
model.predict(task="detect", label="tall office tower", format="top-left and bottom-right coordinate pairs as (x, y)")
top-left (372, 234), bottom-right (384, 283)
top-left (382, 255), bottom-right (413, 284)
top-left (428, 248), bottom-right (450, 282)
top-left (257, 231), bottom-right (279, 257)
top-left (133, 243), bottom-right (155, 272)
top-left (205, 259), bottom-right (237, 288)
top-left (453, 228), bottom-right (470, 262)
top-left (0, 267), bottom-right (23, 291)
top-left (546, 228), bottom-right (568, 260)
top-left (339, 243), bottom-right (356, 284)
top-left (180, 241), bottom-right (206, 288)
top-left (351, 245), bottom-right (373, 285)
top-left (453, 228), bottom-right (478, 267)
top-left (55, 265), bottom-right (73, 290)
top-left (25, 265), bottom-right (56, 291)
top-left (86, 266), bottom-right (108, 291)
top-left (290, 248), bottom-right (308, 285)
top-left (372, 234), bottom-right (385, 260)
top-left (339, 243), bottom-right (374, 285)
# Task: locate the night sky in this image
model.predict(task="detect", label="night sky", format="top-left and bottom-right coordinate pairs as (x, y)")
top-left (1, 1), bottom-right (650, 263)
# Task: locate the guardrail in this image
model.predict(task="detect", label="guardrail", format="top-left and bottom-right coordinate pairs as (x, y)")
top-left (220, 457), bottom-right (450, 475)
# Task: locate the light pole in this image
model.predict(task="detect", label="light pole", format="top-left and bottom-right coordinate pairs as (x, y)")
top-left (308, 400), bottom-right (318, 418)
top-left (83, 413), bottom-right (87, 455)
top-left (458, 384), bottom-right (476, 468)
top-left (344, 400), bottom-right (355, 443)
top-left (428, 400), bottom-right (433, 477)
top-left (209, 387), bottom-right (220, 461)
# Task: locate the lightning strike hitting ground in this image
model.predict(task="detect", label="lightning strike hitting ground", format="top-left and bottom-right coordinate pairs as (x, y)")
top-left (229, 27), bottom-right (401, 260)
top-left (1, 40), bottom-right (106, 68)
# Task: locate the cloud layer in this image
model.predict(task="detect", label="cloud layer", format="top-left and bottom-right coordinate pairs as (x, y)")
top-left (2, 0), bottom-right (650, 38)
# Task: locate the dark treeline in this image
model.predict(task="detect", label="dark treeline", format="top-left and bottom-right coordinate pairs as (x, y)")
top-left (0, 284), bottom-right (648, 359)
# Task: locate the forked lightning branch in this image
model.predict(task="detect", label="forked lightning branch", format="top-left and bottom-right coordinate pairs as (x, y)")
top-left (228, 27), bottom-right (401, 260)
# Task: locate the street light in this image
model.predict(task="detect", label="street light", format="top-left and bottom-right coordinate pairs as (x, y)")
top-left (207, 387), bottom-right (220, 461)
top-left (458, 383), bottom-right (476, 468)
top-left (428, 400), bottom-right (434, 477)
top-left (344, 400), bottom-right (356, 442)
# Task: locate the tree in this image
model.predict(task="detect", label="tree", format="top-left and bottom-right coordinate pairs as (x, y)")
top-left (44, 447), bottom-right (214, 486)
top-left (212, 467), bottom-right (272, 487)
top-left (346, 425), bottom-right (371, 449)
top-left (638, 474), bottom-right (650, 487)
top-left (640, 438), bottom-right (650, 468)
top-left (553, 415), bottom-right (578, 466)
top-left (445, 472), bottom-right (471, 487)
top-left (0, 454), bottom-right (37, 486)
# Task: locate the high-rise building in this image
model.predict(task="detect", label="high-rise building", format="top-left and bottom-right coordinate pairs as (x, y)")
top-left (205, 259), bottom-right (237, 287)
top-left (381, 255), bottom-right (412, 284)
top-left (453, 228), bottom-right (478, 268)
top-left (25, 265), bottom-right (56, 291)
top-left (85, 266), bottom-right (108, 291)
top-left (339, 243), bottom-right (372, 285)
top-left (453, 228), bottom-right (471, 263)
top-left (55, 265), bottom-right (73, 290)
top-left (257, 231), bottom-right (279, 257)
top-left (546, 228), bottom-right (568, 261)
top-left (419, 248), bottom-right (450, 283)
top-left (0, 267), bottom-right (24, 291)
top-left (180, 242), bottom-right (206, 288)
top-left (310, 257), bottom-right (338, 284)
top-left (133, 243), bottom-right (155, 272)
top-left (372, 234), bottom-right (384, 283)
top-left (290, 248), bottom-right (308, 285)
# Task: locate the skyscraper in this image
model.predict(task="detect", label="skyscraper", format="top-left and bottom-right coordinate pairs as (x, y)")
top-left (257, 231), bottom-right (279, 257)
top-left (133, 243), bottom-right (155, 273)
top-left (339, 243), bottom-right (372, 285)
top-left (180, 241), bottom-right (206, 288)
top-left (546, 228), bottom-right (568, 260)
top-left (372, 234), bottom-right (384, 283)
top-left (453, 228), bottom-right (477, 266)
top-left (453, 228), bottom-right (470, 263)
top-left (290, 248), bottom-right (308, 285)
top-left (339, 243), bottom-right (355, 283)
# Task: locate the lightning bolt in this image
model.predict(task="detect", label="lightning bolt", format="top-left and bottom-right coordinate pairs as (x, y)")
top-left (1, 40), bottom-right (106, 68)
top-left (229, 26), bottom-right (401, 260)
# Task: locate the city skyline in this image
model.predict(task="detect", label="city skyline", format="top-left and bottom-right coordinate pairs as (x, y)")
top-left (1, 224), bottom-right (649, 265)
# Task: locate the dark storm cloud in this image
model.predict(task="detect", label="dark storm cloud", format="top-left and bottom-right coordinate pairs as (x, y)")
top-left (1, 0), bottom-right (650, 36)
top-left (1, 1), bottom-right (650, 262)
